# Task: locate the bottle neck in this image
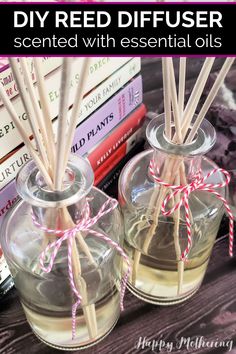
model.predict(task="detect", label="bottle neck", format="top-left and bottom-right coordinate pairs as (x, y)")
top-left (16, 154), bottom-right (94, 230)
top-left (147, 114), bottom-right (216, 186)
top-left (152, 149), bottom-right (203, 186)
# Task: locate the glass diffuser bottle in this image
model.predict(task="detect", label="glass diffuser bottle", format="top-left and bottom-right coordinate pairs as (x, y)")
top-left (1, 154), bottom-right (125, 350)
top-left (119, 114), bottom-right (227, 305)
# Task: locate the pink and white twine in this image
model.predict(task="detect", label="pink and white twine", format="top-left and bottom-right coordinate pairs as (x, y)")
top-left (149, 159), bottom-right (234, 260)
top-left (32, 198), bottom-right (131, 340)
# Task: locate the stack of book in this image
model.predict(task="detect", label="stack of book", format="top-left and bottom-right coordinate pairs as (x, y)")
top-left (0, 56), bottom-right (146, 296)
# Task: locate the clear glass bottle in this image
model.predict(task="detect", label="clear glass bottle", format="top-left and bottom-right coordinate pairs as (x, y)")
top-left (119, 114), bottom-right (226, 305)
top-left (1, 154), bottom-right (123, 350)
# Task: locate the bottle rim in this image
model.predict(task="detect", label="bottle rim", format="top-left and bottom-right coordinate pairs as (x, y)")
top-left (15, 154), bottom-right (94, 208)
top-left (146, 113), bottom-right (216, 157)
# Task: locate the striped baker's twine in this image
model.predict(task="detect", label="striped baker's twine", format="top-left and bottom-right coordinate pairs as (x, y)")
top-left (149, 159), bottom-right (234, 260)
top-left (32, 197), bottom-right (131, 340)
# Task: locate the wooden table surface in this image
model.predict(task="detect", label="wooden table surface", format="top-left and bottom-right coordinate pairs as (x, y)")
top-left (1, 234), bottom-right (236, 354)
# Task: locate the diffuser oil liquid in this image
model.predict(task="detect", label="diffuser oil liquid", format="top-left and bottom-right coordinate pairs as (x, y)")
top-left (124, 191), bottom-right (223, 305)
top-left (11, 243), bottom-right (121, 351)
top-left (21, 287), bottom-right (120, 350)
top-left (125, 242), bottom-right (210, 304)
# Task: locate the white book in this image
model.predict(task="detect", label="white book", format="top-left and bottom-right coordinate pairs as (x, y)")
top-left (0, 57), bottom-right (62, 105)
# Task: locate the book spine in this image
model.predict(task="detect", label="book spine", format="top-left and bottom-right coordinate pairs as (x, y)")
top-left (0, 75), bottom-right (143, 228)
top-left (87, 104), bottom-right (146, 171)
top-left (0, 181), bottom-right (19, 228)
top-left (0, 57), bottom-right (139, 161)
top-left (0, 249), bottom-right (14, 296)
top-left (0, 248), bottom-right (9, 283)
top-left (0, 57), bottom-right (62, 104)
top-left (98, 140), bottom-right (145, 199)
top-left (94, 128), bottom-right (143, 185)
top-left (71, 74), bottom-right (143, 157)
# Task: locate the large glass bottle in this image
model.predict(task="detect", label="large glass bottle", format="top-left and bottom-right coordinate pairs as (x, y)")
top-left (1, 154), bottom-right (124, 350)
top-left (119, 114), bottom-right (226, 305)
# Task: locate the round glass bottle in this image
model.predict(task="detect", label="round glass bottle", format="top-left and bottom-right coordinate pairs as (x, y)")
top-left (119, 114), bottom-right (226, 305)
top-left (1, 154), bottom-right (123, 350)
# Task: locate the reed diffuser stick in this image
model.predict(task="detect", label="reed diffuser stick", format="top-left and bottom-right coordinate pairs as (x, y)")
top-left (63, 58), bottom-right (90, 174)
top-left (56, 58), bottom-right (97, 265)
top-left (181, 57), bottom-right (215, 139)
top-left (0, 83), bottom-right (53, 188)
top-left (178, 58), bottom-right (186, 117)
top-left (173, 173), bottom-right (184, 295)
top-left (162, 58), bottom-right (172, 139)
top-left (53, 58), bottom-right (96, 269)
top-left (9, 58), bottom-right (49, 168)
top-left (165, 59), bottom-right (185, 292)
top-left (57, 58), bottom-right (97, 266)
top-left (55, 58), bottom-right (73, 189)
top-left (132, 58), bottom-right (182, 284)
top-left (33, 58), bottom-right (56, 170)
top-left (19, 58), bottom-right (50, 156)
top-left (53, 58), bottom-right (97, 339)
top-left (168, 58), bottom-right (183, 142)
top-left (59, 207), bottom-right (98, 339)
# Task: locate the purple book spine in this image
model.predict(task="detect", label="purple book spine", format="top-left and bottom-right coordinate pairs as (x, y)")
top-left (0, 75), bottom-right (143, 228)
top-left (71, 75), bottom-right (143, 156)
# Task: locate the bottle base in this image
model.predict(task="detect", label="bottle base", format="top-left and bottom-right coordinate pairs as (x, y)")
top-left (32, 316), bottom-right (119, 351)
top-left (22, 288), bottom-right (121, 351)
top-left (127, 281), bottom-right (200, 305)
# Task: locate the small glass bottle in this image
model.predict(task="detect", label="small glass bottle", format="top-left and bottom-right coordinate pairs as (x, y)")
top-left (1, 154), bottom-right (124, 350)
top-left (119, 114), bottom-right (226, 305)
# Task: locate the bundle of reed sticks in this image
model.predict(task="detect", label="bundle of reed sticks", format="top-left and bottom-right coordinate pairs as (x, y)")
top-left (132, 57), bottom-right (235, 293)
top-left (0, 57), bottom-right (100, 339)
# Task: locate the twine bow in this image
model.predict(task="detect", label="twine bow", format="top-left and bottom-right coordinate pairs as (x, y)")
top-left (149, 159), bottom-right (234, 260)
top-left (32, 198), bottom-right (131, 340)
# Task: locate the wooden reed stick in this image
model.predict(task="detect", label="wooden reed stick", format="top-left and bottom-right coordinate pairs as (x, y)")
top-left (173, 173), bottom-right (184, 295)
top-left (19, 58), bottom-right (53, 173)
top-left (186, 58), bottom-right (235, 143)
top-left (181, 58), bottom-right (215, 140)
top-left (63, 58), bottom-right (90, 174)
top-left (168, 59), bottom-right (185, 292)
top-left (60, 210), bottom-right (98, 339)
top-left (173, 58), bottom-right (187, 295)
top-left (167, 58), bottom-right (183, 142)
top-left (53, 58), bottom-right (96, 267)
top-left (178, 57), bottom-right (186, 117)
top-left (162, 58), bottom-right (172, 139)
top-left (33, 58), bottom-right (56, 170)
top-left (132, 57), bottom-right (186, 287)
top-left (54, 58), bottom-right (98, 338)
top-left (9, 58), bottom-right (49, 168)
top-left (168, 58), bottom-right (183, 145)
top-left (0, 83), bottom-right (53, 188)
top-left (55, 58), bottom-right (73, 189)
top-left (132, 59), bottom-right (184, 283)
top-left (20, 59), bottom-right (49, 147)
